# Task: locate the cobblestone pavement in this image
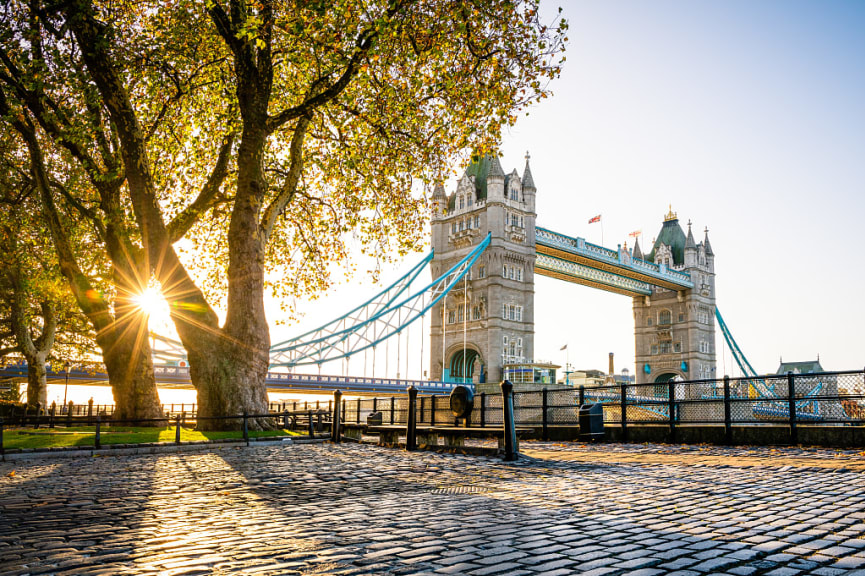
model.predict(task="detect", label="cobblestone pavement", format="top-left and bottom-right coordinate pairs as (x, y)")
top-left (2, 441), bottom-right (865, 576)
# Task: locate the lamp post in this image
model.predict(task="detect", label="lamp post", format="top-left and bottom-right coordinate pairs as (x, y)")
top-left (62, 362), bottom-right (70, 412)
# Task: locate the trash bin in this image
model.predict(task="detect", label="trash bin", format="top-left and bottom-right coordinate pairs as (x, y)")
top-left (578, 403), bottom-right (604, 441)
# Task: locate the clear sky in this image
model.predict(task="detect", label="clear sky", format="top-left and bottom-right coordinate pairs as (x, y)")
top-left (152, 1), bottom-right (865, 380)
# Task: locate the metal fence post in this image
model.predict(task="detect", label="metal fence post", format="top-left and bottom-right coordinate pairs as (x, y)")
top-left (67, 401), bottom-right (73, 427)
top-left (88, 398), bottom-right (94, 426)
top-left (95, 414), bottom-right (101, 449)
top-left (175, 414), bottom-right (182, 444)
top-left (620, 384), bottom-right (628, 442)
top-left (390, 396), bottom-right (395, 424)
top-left (283, 409), bottom-right (289, 430)
top-left (242, 412), bottom-right (249, 446)
top-left (356, 398), bottom-right (361, 424)
top-left (579, 385), bottom-right (585, 407)
top-left (307, 410), bottom-right (315, 438)
top-left (501, 380), bottom-right (517, 461)
top-left (419, 396), bottom-right (425, 423)
top-left (342, 399), bottom-right (347, 428)
top-left (542, 387), bottom-right (549, 441)
top-left (787, 372), bottom-right (798, 445)
top-left (332, 390), bottom-right (342, 443)
top-left (406, 386), bottom-right (418, 451)
top-left (723, 376), bottom-right (732, 444)
top-left (668, 380), bottom-right (676, 442)
top-left (480, 392), bottom-right (486, 428)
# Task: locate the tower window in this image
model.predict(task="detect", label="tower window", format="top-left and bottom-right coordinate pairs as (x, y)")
top-left (467, 195), bottom-right (473, 208)
top-left (647, 318), bottom-right (653, 327)
top-left (516, 268), bottom-right (522, 282)
top-left (448, 310), bottom-right (455, 324)
top-left (502, 303), bottom-right (507, 320)
top-left (458, 195), bottom-right (464, 209)
top-left (659, 310), bottom-right (672, 325)
top-left (478, 265), bottom-right (486, 278)
top-left (473, 215), bottom-right (480, 228)
top-left (510, 187), bottom-right (519, 201)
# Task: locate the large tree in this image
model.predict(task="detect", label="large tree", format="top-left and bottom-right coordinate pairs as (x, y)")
top-left (0, 132), bottom-right (93, 408)
top-left (3, 0), bottom-right (567, 429)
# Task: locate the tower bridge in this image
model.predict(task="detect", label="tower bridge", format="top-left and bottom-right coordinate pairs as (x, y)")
top-left (429, 155), bottom-right (716, 392)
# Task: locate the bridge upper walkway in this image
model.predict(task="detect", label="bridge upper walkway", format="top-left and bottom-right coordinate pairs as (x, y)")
top-left (535, 227), bottom-right (694, 296)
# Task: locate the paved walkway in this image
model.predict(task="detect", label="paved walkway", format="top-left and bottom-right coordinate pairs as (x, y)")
top-left (1, 441), bottom-right (864, 575)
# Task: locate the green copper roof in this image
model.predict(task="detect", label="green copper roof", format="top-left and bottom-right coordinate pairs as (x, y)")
top-left (464, 155), bottom-right (503, 201)
top-left (776, 360), bottom-right (824, 375)
top-left (647, 218), bottom-right (687, 265)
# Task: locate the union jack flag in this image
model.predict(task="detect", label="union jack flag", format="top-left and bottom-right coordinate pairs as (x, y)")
top-left (588, 215), bottom-right (601, 224)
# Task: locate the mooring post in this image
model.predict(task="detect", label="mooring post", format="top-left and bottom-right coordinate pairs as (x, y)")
top-left (501, 380), bottom-right (518, 461)
top-left (430, 395), bottom-right (436, 426)
top-left (332, 390), bottom-right (342, 443)
top-left (723, 375), bottom-right (732, 444)
top-left (406, 385), bottom-right (418, 451)
top-left (175, 414), bottom-right (182, 444)
top-left (787, 372), bottom-right (798, 445)
top-left (620, 383), bottom-right (628, 442)
top-left (95, 414), bottom-right (101, 449)
top-left (668, 380), bottom-right (677, 442)
top-left (542, 387), bottom-right (549, 441)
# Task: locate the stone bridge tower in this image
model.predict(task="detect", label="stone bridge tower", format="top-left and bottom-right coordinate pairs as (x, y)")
top-left (429, 154), bottom-right (537, 390)
top-left (632, 208), bottom-right (717, 384)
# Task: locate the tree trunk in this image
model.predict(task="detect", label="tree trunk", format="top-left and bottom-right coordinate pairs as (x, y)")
top-left (99, 321), bottom-right (164, 423)
top-left (25, 352), bottom-right (48, 408)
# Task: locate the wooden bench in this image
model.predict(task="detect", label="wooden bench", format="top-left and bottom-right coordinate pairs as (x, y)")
top-left (365, 424), bottom-right (532, 451)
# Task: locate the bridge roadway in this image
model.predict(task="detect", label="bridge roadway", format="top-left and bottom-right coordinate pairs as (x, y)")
top-left (0, 363), bottom-right (460, 396)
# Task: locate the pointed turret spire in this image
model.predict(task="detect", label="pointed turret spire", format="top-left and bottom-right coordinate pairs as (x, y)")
top-left (522, 151), bottom-right (536, 190)
top-left (432, 181), bottom-right (446, 199)
top-left (685, 220), bottom-right (696, 249)
top-left (632, 237), bottom-right (643, 260)
top-left (488, 155), bottom-right (505, 178)
top-left (704, 227), bottom-right (714, 256)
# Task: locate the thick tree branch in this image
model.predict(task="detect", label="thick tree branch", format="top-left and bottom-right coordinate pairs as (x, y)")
top-left (166, 132), bottom-right (235, 243)
top-left (260, 115), bottom-right (309, 240)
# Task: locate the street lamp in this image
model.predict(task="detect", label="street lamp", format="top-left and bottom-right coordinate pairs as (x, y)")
top-left (62, 362), bottom-right (70, 413)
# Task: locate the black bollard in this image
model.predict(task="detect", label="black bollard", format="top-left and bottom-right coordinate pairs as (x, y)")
top-left (283, 409), bottom-right (289, 430)
top-left (332, 390), bottom-right (342, 443)
top-left (49, 402), bottom-right (56, 429)
top-left (308, 410), bottom-right (315, 438)
top-left (34, 403), bottom-right (42, 430)
top-left (541, 388), bottom-right (549, 441)
top-left (723, 376), bottom-right (732, 444)
top-left (406, 386), bottom-right (418, 451)
top-left (175, 414), bottom-right (182, 444)
top-left (501, 380), bottom-right (517, 461)
top-left (67, 401), bottom-right (74, 428)
top-left (579, 385), bottom-right (585, 408)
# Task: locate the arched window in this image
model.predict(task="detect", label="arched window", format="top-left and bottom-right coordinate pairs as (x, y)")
top-left (467, 195), bottom-right (473, 207)
top-left (659, 310), bottom-right (672, 325)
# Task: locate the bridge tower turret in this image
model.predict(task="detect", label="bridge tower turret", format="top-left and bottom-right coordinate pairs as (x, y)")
top-left (633, 209), bottom-right (717, 384)
top-left (429, 154), bottom-right (537, 392)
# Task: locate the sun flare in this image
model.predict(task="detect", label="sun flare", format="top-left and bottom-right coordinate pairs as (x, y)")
top-left (133, 286), bottom-right (164, 317)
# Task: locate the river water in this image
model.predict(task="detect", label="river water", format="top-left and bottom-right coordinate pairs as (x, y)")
top-left (43, 383), bottom-right (342, 409)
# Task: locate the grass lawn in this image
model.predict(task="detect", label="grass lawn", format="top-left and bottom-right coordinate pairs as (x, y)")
top-left (2, 426), bottom-right (301, 450)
